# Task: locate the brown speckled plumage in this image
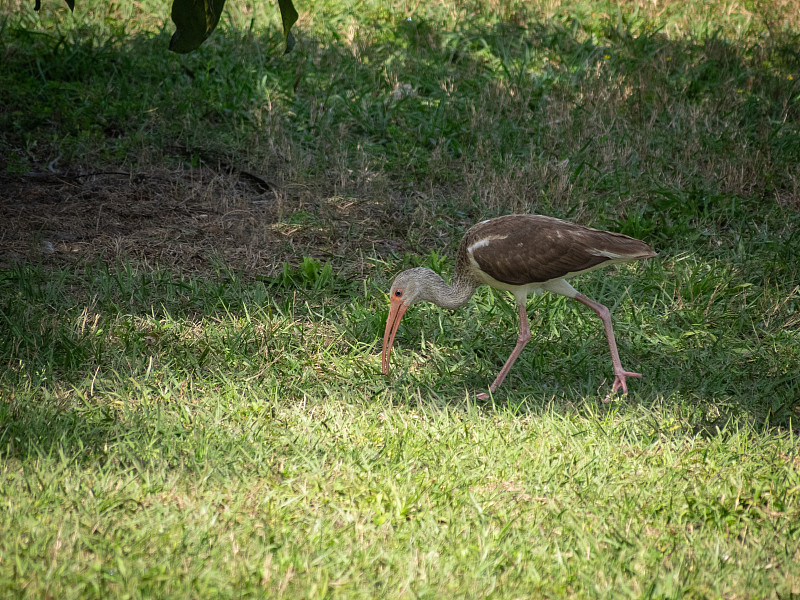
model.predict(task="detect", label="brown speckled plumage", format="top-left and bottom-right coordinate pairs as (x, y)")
top-left (460, 215), bottom-right (656, 286)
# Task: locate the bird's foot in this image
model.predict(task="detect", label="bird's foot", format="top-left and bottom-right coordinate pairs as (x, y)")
top-left (603, 370), bottom-right (642, 403)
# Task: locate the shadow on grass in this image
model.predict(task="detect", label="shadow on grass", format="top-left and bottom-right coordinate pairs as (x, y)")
top-left (0, 257), bottom-right (797, 470)
top-left (1, 9), bottom-right (799, 452)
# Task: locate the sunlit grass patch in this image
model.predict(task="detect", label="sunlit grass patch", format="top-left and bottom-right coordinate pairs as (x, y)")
top-left (2, 0), bottom-right (800, 597)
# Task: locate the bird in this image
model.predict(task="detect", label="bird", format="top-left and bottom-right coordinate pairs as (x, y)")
top-left (381, 214), bottom-right (656, 400)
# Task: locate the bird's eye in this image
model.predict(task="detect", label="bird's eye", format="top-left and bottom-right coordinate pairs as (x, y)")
top-left (395, 289), bottom-right (403, 297)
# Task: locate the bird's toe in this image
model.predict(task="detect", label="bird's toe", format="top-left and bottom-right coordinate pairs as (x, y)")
top-left (611, 370), bottom-right (643, 396)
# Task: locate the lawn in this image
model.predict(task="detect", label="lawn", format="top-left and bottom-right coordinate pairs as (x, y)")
top-left (1, 0), bottom-right (799, 597)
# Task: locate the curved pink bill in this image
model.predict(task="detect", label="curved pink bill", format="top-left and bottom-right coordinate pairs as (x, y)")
top-left (382, 299), bottom-right (408, 375)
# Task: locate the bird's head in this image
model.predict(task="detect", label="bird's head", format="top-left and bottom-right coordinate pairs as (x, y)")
top-left (381, 267), bottom-right (439, 375)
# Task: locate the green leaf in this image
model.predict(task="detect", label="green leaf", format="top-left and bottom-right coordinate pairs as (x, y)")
top-left (278, 0), bottom-right (299, 54)
top-left (168, 0), bottom-right (227, 54)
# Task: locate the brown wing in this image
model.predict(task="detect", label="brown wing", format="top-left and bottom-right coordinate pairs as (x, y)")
top-left (464, 215), bottom-right (655, 285)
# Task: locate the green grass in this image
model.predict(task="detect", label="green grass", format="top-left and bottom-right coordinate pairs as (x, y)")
top-left (2, 0), bottom-right (800, 597)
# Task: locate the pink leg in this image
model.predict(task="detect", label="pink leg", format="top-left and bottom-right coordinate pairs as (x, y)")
top-left (574, 293), bottom-right (641, 400)
top-left (477, 304), bottom-right (531, 400)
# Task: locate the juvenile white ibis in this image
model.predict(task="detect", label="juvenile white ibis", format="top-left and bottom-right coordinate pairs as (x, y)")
top-left (382, 214), bottom-right (656, 400)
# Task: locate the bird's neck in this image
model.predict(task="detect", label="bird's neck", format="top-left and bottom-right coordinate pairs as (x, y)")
top-left (426, 271), bottom-right (478, 310)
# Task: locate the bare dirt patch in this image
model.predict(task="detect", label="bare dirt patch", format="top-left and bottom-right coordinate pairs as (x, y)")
top-left (0, 166), bottom-right (410, 278)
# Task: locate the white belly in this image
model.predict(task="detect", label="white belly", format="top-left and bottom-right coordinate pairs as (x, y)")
top-left (471, 267), bottom-right (579, 304)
